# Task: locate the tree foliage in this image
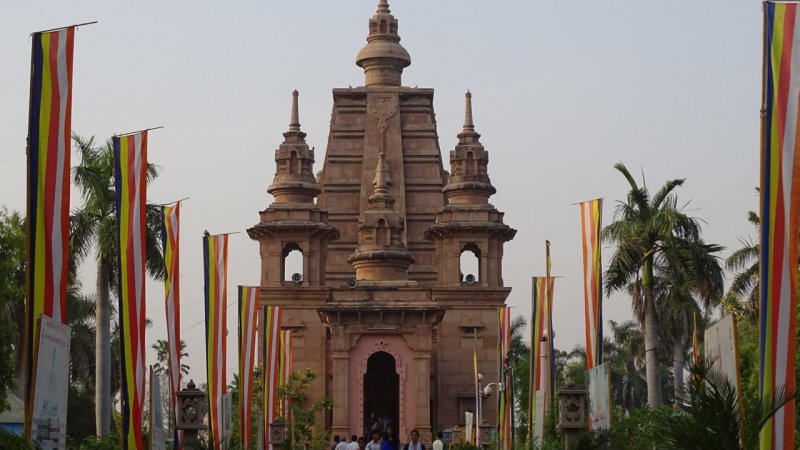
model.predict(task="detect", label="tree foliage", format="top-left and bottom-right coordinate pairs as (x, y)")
top-left (0, 208), bottom-right (25, 412)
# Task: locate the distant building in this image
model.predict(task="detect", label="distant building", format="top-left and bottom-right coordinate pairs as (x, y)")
top-left (248, 1), bottom-right (516, 442)
top-left (0, 392), bottom-right (25, 436)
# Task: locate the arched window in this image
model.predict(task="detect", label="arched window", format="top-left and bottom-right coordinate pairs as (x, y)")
top-left (460, 243), bottom-right (480, 284)
top-left (282, 242), bottom-right (304, 282)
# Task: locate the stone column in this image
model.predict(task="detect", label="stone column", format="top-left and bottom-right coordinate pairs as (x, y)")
top-left (414, 325), bottom-right (434, 443)
top-left (330, 325), bottom-right (350, 437)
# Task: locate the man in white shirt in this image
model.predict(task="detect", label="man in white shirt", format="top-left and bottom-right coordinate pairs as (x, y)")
top-left (366, 429), bottom-right (382, 450)
top-left (432, 431), bottom-right (443, 450)
top-left (336, 435), bottom-right (349, 450)
top-left (346, 434), bottom-right (359, 450)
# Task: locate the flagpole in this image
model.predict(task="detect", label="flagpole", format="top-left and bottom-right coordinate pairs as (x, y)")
top-left (570, 197), bottom-right (604, 206)
top-left (154, 197), bottom-right (190, 207)
top-left (114, 126), bottom-right (164, 137)
top-left (31, 21), bottom-right (97, 35)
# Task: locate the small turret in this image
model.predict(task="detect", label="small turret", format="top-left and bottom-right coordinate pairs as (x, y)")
top-left (267, 90), bottom-right (321, 204)
top-left (355, 0), bottom-right (411, 87)
top-left (442, 91), bottom-right (496, 205)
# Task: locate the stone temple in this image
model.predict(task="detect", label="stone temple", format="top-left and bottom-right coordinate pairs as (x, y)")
top-left (247, 1), bottom-right (516, 442)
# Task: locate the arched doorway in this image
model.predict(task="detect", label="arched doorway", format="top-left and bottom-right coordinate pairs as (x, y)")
top-left (363, 351), bottom-right (400, 435)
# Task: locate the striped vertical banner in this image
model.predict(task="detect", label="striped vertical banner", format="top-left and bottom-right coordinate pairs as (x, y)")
top-left (263, 305), bottom-right (282, 449)
top-left (114, 131), bottom-right (148, 449)
top-left (204, 234), bottom-right (228, 449)
top-left (761, 3), bottom-right (800, 448)
top-left (545, 241), bottom-right (555, 401)
top-left (161, 203), bottom-right (181, 449)
top-left (528, 277), bottom-right (545, 442)
top-left (497, 307), bottom-right (512, 450)
top-left (473, 333), bottom-right (480, 446)
top-left (24, 26), bottom-right (75, 435)
top-left (238, 286), bottom-right (259, 450)
top-left (279, 329), bottom-right (293, 418)
top-left (578, 199), bottom-right (603, 369)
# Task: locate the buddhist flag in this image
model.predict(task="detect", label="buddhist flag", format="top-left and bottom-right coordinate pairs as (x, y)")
top-left (204, 234), bottom-right (228, 449)
top-left (24, 26), bottom-right (75, 433)
top-left (473, 333), bottom-right (480, 446)
top-left (544, 241), bottom-right (555, 400)
top-left (114, 131), bottom-right (149, 449)
top-left (279, 329), bottom-right (293, 418)
top-left (579, 199), bottom-right (603, 369)
top-left (497, 307), bottom-right (513, 450)
top-left (161, 203), bottom-right (181, 449)
top-left (263, 305), bottom-right (282, 448)
top-left (238, 286), bottom-right (259, 450)
top-left (528, 276), bottom-right (554, 439)
top-left (761, 3), bottom-right (800, 448)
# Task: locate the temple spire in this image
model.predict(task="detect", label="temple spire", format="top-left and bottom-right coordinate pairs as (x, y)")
top-left (463, 90), bottom-right (475, 132)
top-left (355, 0), bottom-right (411, 86)
top-left (289, 89), bottom-right (301, 132)
top-left (369, 152), bottom-right (394, 206)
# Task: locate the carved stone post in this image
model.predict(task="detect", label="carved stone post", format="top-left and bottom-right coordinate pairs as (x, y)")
top-left (269, 422), bottom-right (287, 450)
top-left (556, 380), bottom-right (587, 449)
top-left (175, 379), bottom-right (207, 449)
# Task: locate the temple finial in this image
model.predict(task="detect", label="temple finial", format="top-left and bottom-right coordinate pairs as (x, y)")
top-left (289, 90), bottom-right (301, 132)
top-left (377, 0), bottom-right (390, 14)
top-left (373, 152), bottom-right (392, 197)
top-left (463, 90), bottom-right (475, 132)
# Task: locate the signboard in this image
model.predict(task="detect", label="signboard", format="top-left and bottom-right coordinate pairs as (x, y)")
top-left (703, 315), bottom-right (743, 408)
top-left (150, 367), bottom-right (166, 450)
top-left (464, 411), bottom-right (473, 444)
top-left (587, 362), bottom-right (611, 430)
top-left (31, 314), bottom-right (70, 449)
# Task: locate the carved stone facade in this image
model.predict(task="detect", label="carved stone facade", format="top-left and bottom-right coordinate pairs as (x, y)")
top-left (248, 1), bottom-right (516, 443)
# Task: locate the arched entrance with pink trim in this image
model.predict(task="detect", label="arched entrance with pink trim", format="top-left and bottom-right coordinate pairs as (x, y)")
top-left (348, 335), bottom-right (416, 438)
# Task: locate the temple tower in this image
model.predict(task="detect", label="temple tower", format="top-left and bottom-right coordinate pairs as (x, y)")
top-left (250, 1), bottom-right (515, 441)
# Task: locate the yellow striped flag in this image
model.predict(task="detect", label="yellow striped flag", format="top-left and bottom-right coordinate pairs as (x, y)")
top-left (161, 203), bottom-right (181, 449)
top-left (498, 307), bottom-right (513, 450)
top-left (114, 131), bottom-right (149, 449)
top-left (238, 286), bottom-right (259, 450)
top-left (528, 275), bottom-right (554, 441)
top-left (544, 241), bottom-right (555, 402)
top-left (24, 26), bottom-right (75, 434)
top-left (578, 199), bottom-right (603, 369)
top-left (263, 305), bottom-right (282, 448)
top-left (204, 234), bottom-right (228, 449)
top-left (279, 329), bottom-right (293, 418)
top-left (761, 3), bottom-right (800, 447)
top-left (473, 333), bottom-right (480, 446)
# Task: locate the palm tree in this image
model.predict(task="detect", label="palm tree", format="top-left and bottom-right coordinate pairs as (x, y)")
top-left (152, 339), bottom-right (190, 379)
top-left (725, 211), bottom-right (760, 318)
top-left (603, 163), bottom-right (721, 407)
top-left (70, 134), bottom-right (165, 436)
top-left (604, 320), bottom-right (648, 412)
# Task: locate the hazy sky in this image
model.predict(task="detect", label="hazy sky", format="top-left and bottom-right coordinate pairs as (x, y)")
top-left (1, 1), bottom-right (761, 386)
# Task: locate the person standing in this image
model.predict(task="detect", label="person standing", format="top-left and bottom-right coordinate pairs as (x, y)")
top-left (336, 435), bottom-right (349, 450)
top-left (432, 431), bottom-right (443, 450)
top-left (347, 434), bottom-right (360, 450)
top-left (366, 430), bottom-right (383, 450)
top-left (358, 436), bottom-right (368, 450)
top-left (404, 429), bottom-right (425, 450)
top-left (382, 425), bottom-right (400, 450)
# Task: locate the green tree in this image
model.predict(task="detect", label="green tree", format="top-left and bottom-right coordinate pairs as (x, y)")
top-left (70, 134), bottom-right (165, 436)
top-left (0, 208), bottom-right (24, 412)
top-left (603, 163), bottom-right (719, 407)
top-left (725, 211), bottom-right (760, 318)
top-left (152, 339), bottom-right (190, 379)
top-left (278, 369), bottom-right (332, 450)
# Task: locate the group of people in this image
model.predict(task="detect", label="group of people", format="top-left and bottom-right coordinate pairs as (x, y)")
top-left (332, 427), bottom-right (444, 450)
